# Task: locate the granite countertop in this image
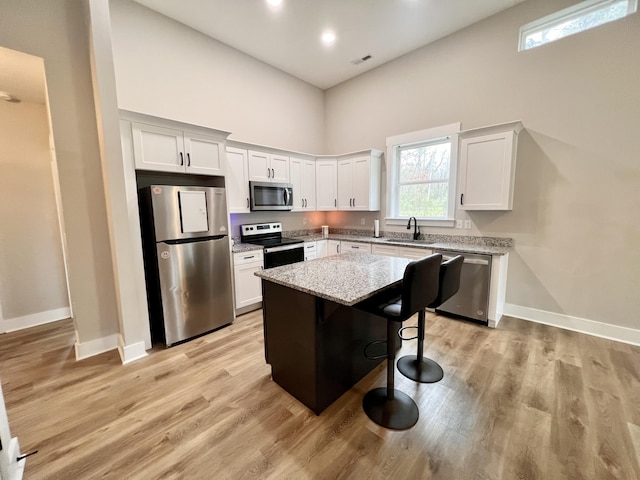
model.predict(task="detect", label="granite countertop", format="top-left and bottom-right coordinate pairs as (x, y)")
top-left (254, 252), bottom-right (411, 306)
top-left (232, 232), bottom-right (512, 256)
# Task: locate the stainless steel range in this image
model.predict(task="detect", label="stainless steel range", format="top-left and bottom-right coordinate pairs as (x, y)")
top-left (240, 222), bottom-right (304, 269)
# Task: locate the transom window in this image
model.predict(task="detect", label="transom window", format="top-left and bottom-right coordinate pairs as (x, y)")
top-left (386, 123), bottom-right (460, 227)
top-left (519, 0), bottom-right (637, 51)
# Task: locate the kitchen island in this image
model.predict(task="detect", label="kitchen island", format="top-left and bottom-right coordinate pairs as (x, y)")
top-left (255, 253), bottom-right (413, 414)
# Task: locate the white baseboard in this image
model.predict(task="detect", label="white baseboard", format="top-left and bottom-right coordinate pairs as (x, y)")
top-left (1, 307), bottom-right (71, 333)
top-left (117, 335), bottom-right (148, 364)
top-left (74, 333), bottom-right (119, 361)
top-left (504, 303), bottom-right (640, 347)
top-left (0, 437), bottom-right (25, 480)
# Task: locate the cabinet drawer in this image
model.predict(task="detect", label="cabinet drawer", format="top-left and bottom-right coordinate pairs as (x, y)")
top-left (233, 250), bottom-right (264, 266)
top-left (304, 241), bottom-right (317, 252)
top-left (340, 241), bottom-right (372, 253)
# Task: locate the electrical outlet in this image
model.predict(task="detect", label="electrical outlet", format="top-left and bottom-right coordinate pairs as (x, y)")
top-left (464, 219), bottom-right (472, 229)
top-left (360, 218), bottom-right (365, 225)
top-left (455, 220), bottom-right (463, 229)
top-left (302, 217), bottom-right (307, 225)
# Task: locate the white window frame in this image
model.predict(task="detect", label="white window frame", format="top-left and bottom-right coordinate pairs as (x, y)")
top-left (385, 122), bottom-right (460, 228)
top-left (518, 0), bottom-right (637, 51)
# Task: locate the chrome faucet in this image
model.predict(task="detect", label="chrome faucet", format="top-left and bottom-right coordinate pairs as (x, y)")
top-left (407, 216), bottom-right (420, 241)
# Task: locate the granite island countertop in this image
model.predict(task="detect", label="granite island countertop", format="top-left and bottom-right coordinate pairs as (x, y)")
top-left (254, 252), bottom-right (412, 306)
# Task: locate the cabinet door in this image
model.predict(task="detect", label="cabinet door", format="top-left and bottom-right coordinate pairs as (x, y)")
top-left (301, 159), bottom-right (316, 210)
top-left (304, 241), bottom-right (317, 260)
top-left (316, 240), bottom-right (328, 258)
top-left (459, 131), bottom-right (516, 210)
top-left (132, 123), bottom-right (184, 173)
top-left (352, 156), bottom-right (371, 210)
top-left (337, 159), bottom-right (354, 210)
top-left (226, 147), bottom-right (250, 213)
top-left (328, 240), bottom-right (341, 255)
top-left (289, 158), bottom-right (304, 211)
top-left (248, 150), bottom-right (270, 182)
top-left (184, 133), bottom-right (223, 175)
top-left (270, 154), bottom-right (290, 183)
top-left (234, 261), bottom-right (263, 309)
top-left (316, 160), bottom-right (337, 210)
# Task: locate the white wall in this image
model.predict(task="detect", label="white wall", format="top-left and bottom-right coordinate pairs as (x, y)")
top-left (0, 0), bottom-right (119, 346)
top-left (109, 0), bottom-right (325, 154)
top-left (0, 101), bottom-right (69, 325)
top-left (324, 0), bottom-right (640, 331)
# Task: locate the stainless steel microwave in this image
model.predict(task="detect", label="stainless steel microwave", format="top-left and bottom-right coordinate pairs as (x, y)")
top-left (249, 181), bottom-right (294, 211)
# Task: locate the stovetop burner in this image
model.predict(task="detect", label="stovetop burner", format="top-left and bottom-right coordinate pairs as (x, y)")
top-left (240, 222), bottom-right (303, 248)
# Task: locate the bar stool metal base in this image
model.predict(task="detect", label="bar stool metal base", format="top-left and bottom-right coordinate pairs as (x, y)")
top-left (362, 387), bottom-right (419, 430)
top-left (397, 355), bottom-right (444, 383)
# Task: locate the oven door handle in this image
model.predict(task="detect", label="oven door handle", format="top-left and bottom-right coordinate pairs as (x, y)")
top-left (264, 243), bottom-right (303, 254)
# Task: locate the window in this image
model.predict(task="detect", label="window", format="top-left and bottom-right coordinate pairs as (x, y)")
top-left (519, 0), bottom-right (637, 51)
top-left (386, 123), bottom-right (460, 227)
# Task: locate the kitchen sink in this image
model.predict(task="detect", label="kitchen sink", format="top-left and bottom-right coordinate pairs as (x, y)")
top-left (383, 238), bottom-right (425, 244)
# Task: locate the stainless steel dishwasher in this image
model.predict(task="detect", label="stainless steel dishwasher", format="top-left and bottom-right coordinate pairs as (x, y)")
top-left (434, 251), bottom-right (491, 324)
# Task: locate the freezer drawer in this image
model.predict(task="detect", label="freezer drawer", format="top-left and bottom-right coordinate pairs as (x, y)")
top-left (156, 236), bottom-right (234, 345)
top-left (435, 252), bottom-right (491, 323)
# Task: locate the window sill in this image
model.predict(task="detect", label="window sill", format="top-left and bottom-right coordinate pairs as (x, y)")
top-left (385, 218), bottom-right (455, 228)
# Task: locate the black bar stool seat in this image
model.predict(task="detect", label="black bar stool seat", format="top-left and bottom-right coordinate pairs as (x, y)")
top-left (360, 253), bottom-right (442, 430)
top-left (397, 255), bottom-right (464, 383)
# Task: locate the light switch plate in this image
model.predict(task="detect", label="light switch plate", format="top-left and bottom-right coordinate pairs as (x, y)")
top-left (455, 220), bottom-right (463, 229)
top-left (464, 220), bottom-right (472, 229)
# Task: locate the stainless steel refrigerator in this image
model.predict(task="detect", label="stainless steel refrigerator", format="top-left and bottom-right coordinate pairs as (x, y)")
top-left (139, 185), bottom-right (234, 346)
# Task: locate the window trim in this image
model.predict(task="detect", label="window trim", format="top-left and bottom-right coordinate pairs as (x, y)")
top-left (385, 122), bottom-right (460, 228)
top-left (518, 0), bottom-right (638, 51)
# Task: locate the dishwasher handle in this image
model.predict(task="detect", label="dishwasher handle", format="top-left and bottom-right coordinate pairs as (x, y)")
top-left (440, 253), bottom-right (490, 266)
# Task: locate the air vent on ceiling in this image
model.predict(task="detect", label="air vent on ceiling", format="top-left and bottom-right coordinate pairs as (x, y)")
top-left (351, 54), bottom-right (372, 66)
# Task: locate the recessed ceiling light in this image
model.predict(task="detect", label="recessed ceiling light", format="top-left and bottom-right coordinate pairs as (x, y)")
top-left (266, 0), bottom-right (282, 6)
top-left (322, 31), bottom-right (336, 45)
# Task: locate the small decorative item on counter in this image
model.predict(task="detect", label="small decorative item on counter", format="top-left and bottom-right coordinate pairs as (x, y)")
top-left (322, 225), bottom-right (329, 238)
top-left (374, 219), bottom-right (380, 238)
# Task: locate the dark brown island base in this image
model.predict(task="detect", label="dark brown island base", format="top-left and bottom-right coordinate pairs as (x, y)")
top-left (255, 253), bottom-right (412, 414)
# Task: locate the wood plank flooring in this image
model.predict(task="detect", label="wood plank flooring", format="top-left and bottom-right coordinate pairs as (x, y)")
top-left (1, 311), bottom-right (639, 479)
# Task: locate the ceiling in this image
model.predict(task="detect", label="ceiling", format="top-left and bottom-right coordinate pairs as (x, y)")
top-left (0, 46), bottom-right (46, 105)
top-left (132, 0), bottom-right (526, 90)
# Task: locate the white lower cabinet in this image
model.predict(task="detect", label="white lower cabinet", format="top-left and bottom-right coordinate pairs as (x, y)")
top-left (316, 240), bottom-right (328, 258)
top-left (340, 241), bottom-right (372, 254)
top-left (371, 244), bottom-right (432, 259)
top-left (233, 250), bottom-right (264, 310)
top-left (328, 240), bottom-right (341, 255)
top-left (304, 241), bottom-right (317, 260)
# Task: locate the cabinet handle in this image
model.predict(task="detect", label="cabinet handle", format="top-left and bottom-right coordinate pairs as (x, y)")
top-left (187, 153), bottom-right (191, 167)
top-left (244, 255), bottom-right (255, 260)
top-left (271, 168), bottom-right (275, 178)
top-left (461, 193), bottom-right (464, 205)
top-left (334, 199), bottom-right (337, 207)
top-left (179, 152), bottom-right (184, 166)
top-left (246, 198), bottom-right (249, 208)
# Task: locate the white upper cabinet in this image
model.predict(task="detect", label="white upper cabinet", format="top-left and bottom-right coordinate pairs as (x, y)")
top-left (336, 151), bottom-right (382, 211)
top-left (290, 157), bottom-right (316, 211)
top-left (458, 121), bottom-right (523, 211)
top-left (248, 150), bottom-right (289, 183)
top-left (131, 122), bottom-right (225, 176)
top-left (315, 159), bottom-right (338, 211)
top-left (226, 147), bottom-right (250, 213)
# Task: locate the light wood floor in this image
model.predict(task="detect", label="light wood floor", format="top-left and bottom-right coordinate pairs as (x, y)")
top-left (1, 311), bottom-right (639, 479)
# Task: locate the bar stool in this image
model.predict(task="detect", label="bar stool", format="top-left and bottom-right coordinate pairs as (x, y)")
top-left (397, 255), bottom-right (464, 383)
top-left (361, 253), bottom-right (442, 430)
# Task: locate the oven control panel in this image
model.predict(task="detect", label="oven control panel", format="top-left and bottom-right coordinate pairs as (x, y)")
top-left (241, 222), bottom-right (282, 238)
